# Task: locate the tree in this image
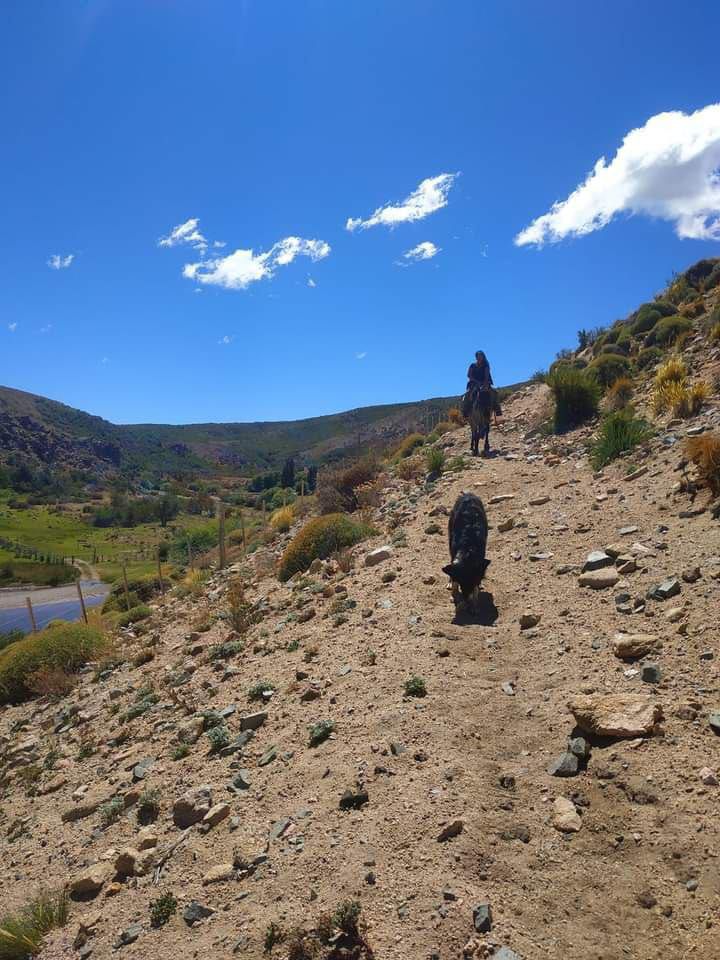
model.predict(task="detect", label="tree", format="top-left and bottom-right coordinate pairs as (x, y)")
top-left (157, 494), bottom-right (180, 528)
top-left (306, 465), bottom-right (318, 492)
top-left (280, 457), bottom-right (295, 489)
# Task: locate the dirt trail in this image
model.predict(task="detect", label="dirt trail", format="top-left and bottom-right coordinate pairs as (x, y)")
top-left (2, 383), bottom-right (720, 960)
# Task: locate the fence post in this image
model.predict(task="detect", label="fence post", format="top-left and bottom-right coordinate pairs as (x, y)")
top-left (25, 596), bottom-right (37, 633)
top-left (239, 508), bottom-right (247, 556)
top-left (262, 500), bottom-right (266, 529)
top-left (218, 503), bottom-right (226, 570)
top-left (157, 550), bottom-right (165, 595)
top-left (122, 563), bottom-right (131, 612)
top-left (77, 581), bottom-right (88, 624)
top-left (188, 539), bottom-right (194, 571)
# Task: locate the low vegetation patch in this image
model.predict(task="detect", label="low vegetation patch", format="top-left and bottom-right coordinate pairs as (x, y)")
top-left (587, 353), bottom-right (632, 389)
top-left (591, 411), bottom-right (652, 469)
top-left (309, 719), bottom-right (336, 746)
top-left (394, 433), bottom-right (425, 459)
top-left (0, 890), bottom-right (69, 959)
top-left (270, 505), bottom-right (295, 533)
top-left (149, 892), bottom-right (177, 928)
top-left (653, 380), bottom-right (708, 419)
top-left (604, 376), bottom-right (634, 412)
top-left (425, 447), bottom-right (445, 475)
top-left (316, 456), bottom-right (381, 514)
top-left (645, 315), bottom-right (692, 347)
top-left (278, 514), bottom-right (374, 581)
top-left (0, 622), bottom-right (105, 705)
top-left (685, 433), bottom-right (720, 498)
top-left (404, 675), bottom-right (427, 698)
top-left (117, 604), bottom-right (152, 628)
top-left (546, 367), bottom-right (600, 433)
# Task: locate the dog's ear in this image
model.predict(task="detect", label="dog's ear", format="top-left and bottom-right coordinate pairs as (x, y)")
top-left (482, 558), bottom-right (491, 574)
top-left (442, 562), bottom-right (457, 579)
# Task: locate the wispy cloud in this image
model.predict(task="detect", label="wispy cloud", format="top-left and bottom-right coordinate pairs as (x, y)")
top-left (403, 241), bottom-right (440, 262)
top-left (101, 356), bottom-right (109, 364)
top-left (39, 324), bottom-right (52, 334)
top-left (218, 334), bottom-right (234, 345)
top-left (516, 103), bottom-right (720, 246)
top-left (355, 351), bottom-right (367, 360)
top-left (8, 322), bottom-right (17, 332)
top-left (183, 236), bottom-right (331, 291)
top-left (346, 173), bottom-right (458, 231)
top-left (307, 277), bottom-right (317, 288)
top-left (47, 253), bottom-right (74, 270)
top-left (158, 218), bottom-right (208, 252)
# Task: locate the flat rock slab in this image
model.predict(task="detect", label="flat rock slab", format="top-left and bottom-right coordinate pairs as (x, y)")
top-left (568, 694), bottom-right (662, 738)
top-left (365, 546), bottom-right (393, 566)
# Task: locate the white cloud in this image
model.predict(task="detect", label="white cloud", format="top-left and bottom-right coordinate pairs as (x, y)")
top-left (8, 322), bottom-right (17, 332)
top-left (355, 351), bottom-right (367, 360)
top-left (307, 277), bottom-right (316, 288)
top-left (47, 253), bottom-right (74, 269)
top-left (39, 324), bottom-right (52, 334)
top-left (184, 236), bottom-right (331, 291)
top-left (158, 218), bottom-right (208, 251)
top-left (403, 241), bottom-right (440, 261)
top-left (101, 356), bottom-right (109, 364)
top-left (218, 335), bottom-right (233, 345)
top-left (346, 173), bottom-right (458, 231)
top-left (516, 103), bottom-right (720, 246)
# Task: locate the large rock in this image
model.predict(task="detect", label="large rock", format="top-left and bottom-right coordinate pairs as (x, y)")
top-left (70, 863), bottom-right (113, 897)
top-left (567, 694), bottom-right (662, 738)
top-left (611, 633), bottom-right (660, 660)
top-left (365, 546), bottom-right (393, 567)
top-left (578, 569), bottom-right (620, 590)
top-left (173, 785), bottom-right (212, 828)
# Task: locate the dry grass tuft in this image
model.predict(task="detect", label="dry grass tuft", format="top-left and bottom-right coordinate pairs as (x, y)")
top-left (685, 433), bottom-right (720, 497)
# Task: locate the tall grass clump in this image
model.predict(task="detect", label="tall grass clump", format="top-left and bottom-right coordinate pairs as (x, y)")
top-left (605, 376), bottom-right (634, 412)
top-left (652, 359), bottom-right (708, 418)
top-left (0, 622), bottom-right (105, 705)
top-left (316, 456), bottom-right (380, 514)
top-left (0, 890), bottom-right (69, 958)
top-left (685, 433), bottom-right (720, 497)
top-left (394, 433), bottom-right (425, 459)
top-left (591, 411), bottom-right (652, 469)
top-left (655, 357), bottom-right (687, 389)
top-left (278, 514), bottom-right (375, 581)
top-left (546, 367), bottom-right (600, 433)
top-left (270, 505), bottom-right (295, 533)
top-left (425, 447), bottom-right (445, 475)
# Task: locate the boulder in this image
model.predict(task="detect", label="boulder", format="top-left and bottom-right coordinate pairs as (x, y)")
top-left (70, 863), bottom-right (113, 897)
top-left (364, 546), bottom-right (393, 567)
top-left (173, 785), bottom-right (212, 828)
top-left (202, 863), bottom-right (234, 885)
top-left (578, 569), bottom-right (620, 590)
top-left (567, 694), bottom-right (662, 738)
top-left (611, 633), bottom-right (660, 660)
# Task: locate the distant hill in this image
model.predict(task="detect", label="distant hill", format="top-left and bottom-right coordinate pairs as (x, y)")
top-left (0, 384), bottom-right (482, 478)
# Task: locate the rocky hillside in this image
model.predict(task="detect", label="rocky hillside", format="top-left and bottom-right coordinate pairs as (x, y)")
top-left (0, 385), bottom-right (467, 479)
top-left (2, 323), bottom-right (720, 959)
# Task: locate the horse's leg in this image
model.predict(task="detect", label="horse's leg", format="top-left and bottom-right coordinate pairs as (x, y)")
top-left (484, 419), bottom-right (491, 455)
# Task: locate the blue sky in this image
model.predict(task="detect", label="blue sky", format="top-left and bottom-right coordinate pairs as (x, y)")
top-left (2, 0), bottom-right (720, 425)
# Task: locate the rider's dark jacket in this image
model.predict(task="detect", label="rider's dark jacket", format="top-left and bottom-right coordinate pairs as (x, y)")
top-left (467, 362), bottom-right (493, 389)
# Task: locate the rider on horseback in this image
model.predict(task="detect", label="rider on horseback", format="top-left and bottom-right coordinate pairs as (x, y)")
top-left (463, 351), bottom-right (502, 419)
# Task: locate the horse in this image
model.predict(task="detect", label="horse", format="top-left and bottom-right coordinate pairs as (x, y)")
top-left (465, 385), bottom-right (492, 456)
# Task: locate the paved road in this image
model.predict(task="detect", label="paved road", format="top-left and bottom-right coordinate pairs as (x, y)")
top-left (0, 579), bottom-right (109, 635)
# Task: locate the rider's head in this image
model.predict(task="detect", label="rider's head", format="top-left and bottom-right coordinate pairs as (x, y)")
top-left (475, 350), bottom-right (487, 365)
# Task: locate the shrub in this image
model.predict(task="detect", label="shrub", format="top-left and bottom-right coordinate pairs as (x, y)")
top-left (209, 639), bottom-right (244, 661)
top-left (264, 921), bottom-right (284, 952)
top-left (404, 676), bottom-right (427, 697)
top-left (590, 411), bottom-right (652, 469)
top-left (316, 457), bottom-right (380, 515)
top-left (226, 579), bottom-right (261, 635)
top-left (447, 406), bottom-right (464, 424)
top-left (102, 574), bottom-right (163, 614)
top-left (545, 367), bottom-right (600, 433)
top-left (710, 321), bottom-right (720, 343)
top-left (653, 380), bottom-right (708, 418)
top-left (0, 622), bottom-right (105, 705)
top-left (248, 680), bottom-right (275, 701)
top-left (395, 433), bottom-right (425, 459)
top-left (309, 719), bottom-right (336, 747)
top-left (587, 353), bottom-right (632, 389)
top-left (425, 447), bottom-right (445, 475)
top-left (705, 263), bottom-right (720, 291)
top-left (636, 346), bottom-right (662, 370)
top-left (137, 787), bottom-right (160, 824)
top-left (605, 377), bottom-right (634, 412)
top-left (0, 629), bottom-right (23, 653)
top-left (645, 315), bottom-right (692, 347)
top-left (27, 666), bottom-right (76, 700)
top-left (396, 457), bottom-right (423, 481)
top-left (531, 369), bottom-right (547, 383)
top-left (171, 743), bottom-right (190, 761)
top-left (654, 357), bottom-right (687, 389)
top-left (278, 514), bottom-right (374, 581)
top-left (99, 796), bottom-right (125, 828)
top-left (117, 604), bottom-right (152, 628)
top-left (149, 892), bottom-right (177, 928)
top-left (0, 890), bottom-right (69, 959)
top-left (270, 505), bottom-right (295, 533)
top-left (206, 724), bottom-right (230, 753)
top-left (685, 433), bottom-right (720, 497)
top-left (631, 300), bottom-right (673, 334)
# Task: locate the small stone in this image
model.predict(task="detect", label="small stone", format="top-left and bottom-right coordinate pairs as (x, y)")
top-left (494, 949), bottom-right (522, 960)
top-left (619, 525), bottom-right (639, 535)
top-left (529, 495), bottom-right (550, 506)
top-left (472, 902), bottom-right (492, 933)
top-left (686, 879), bottom-right (699, 892)
top-left (202, 863), bottom-right (234, 885)
top-left (611, 633), bottom-right (659, 660)
top-left (437, 819), bottom-right (464, 842)
top-left (666, 607), bottom-right (685, 623)
top-left (567, 693), bottom-right (662, 738)
top-left (497, 517), bottom-right (515, 533)
top-left (547, 752), bottom-right (578, 777)
top-left (203, 802), bottom-right (230, 828)
top-left (232, 769), bottom-right (252, 790)
top-left (390, 742), bottom-right (406, 756)
top-left (240, 711), bottom-right (267, 732)
top-left (258, 746), bottom-right (277, 767)
top-left (552, 796), bottom-right (581, 833)
top-left (699, 767), bottom-right (718, 786)
top-left (708, 714), bottom-right (720, 735)
top-left (339, 787), bottom-right (369, 810)
top-left (647, 577), bottom-right (681, 601)
top-left (682, 566), bottom-right (701, 583)
top-left (582, 550), bottom-right (613, 572)
top-left (113, 922), bottom-right (142, 948)
top-left (568, 737), bottom-right (590, 760)
top-left (173, 785), bottom-right (212, 828)
top-left (519, 613), bottom-right (541, 630)
top-left (641, 664), bottom-right (661, 684)
top-left (70, 863), bottom-right (112, 898)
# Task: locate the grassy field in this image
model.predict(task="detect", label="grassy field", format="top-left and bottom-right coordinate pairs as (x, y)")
top-left (0, 557), bottom-right (79, 587)
top-left (0, 491), bottom-right (213, 584)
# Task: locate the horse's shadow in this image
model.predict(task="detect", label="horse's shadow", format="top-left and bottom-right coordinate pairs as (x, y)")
top-left (452, 590), bottom-right (499, 626)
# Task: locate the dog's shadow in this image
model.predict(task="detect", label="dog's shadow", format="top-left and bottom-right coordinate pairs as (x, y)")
top-left (452, 590), bottom-right (499, 626)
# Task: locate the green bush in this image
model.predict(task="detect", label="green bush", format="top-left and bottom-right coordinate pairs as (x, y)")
top-left (395, 433), bottom-right (425, 459)
top-left (546, 367), bottom-right (600, 434)
top-left (425, 447), bottom-right (445, 475)
top-left (636, 346), bottom-right (662, 370)
top-left (705, 263), bottom-right (720, 291)
top-left (599, 343), bottom-right (628, 357)
top-left (0, 622), bottom-right (105, 705)
top-left (631, 305), bottom-right (661, 336)
top-left (0, 890), bottom-right (68, 958)
top-left (149, 893), bottom-right (177, 929)
top-left (587, 353), bottom-right (633, 389)
top-left (103, 574), bottom-right (163, 614)
top-left (644, 315), bottom-right (692, 347)
top-left (0, 629), bottom-right (24, 654)
top-left (117, 604), bottom-right (152, 628)
top-left (278, 514), bottom-right (375, 581)
top-left (590, 410), bottom-right (652, 469)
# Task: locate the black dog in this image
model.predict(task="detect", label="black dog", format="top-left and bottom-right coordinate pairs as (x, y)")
top-left (442, 492), bottom-right (490, 604)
